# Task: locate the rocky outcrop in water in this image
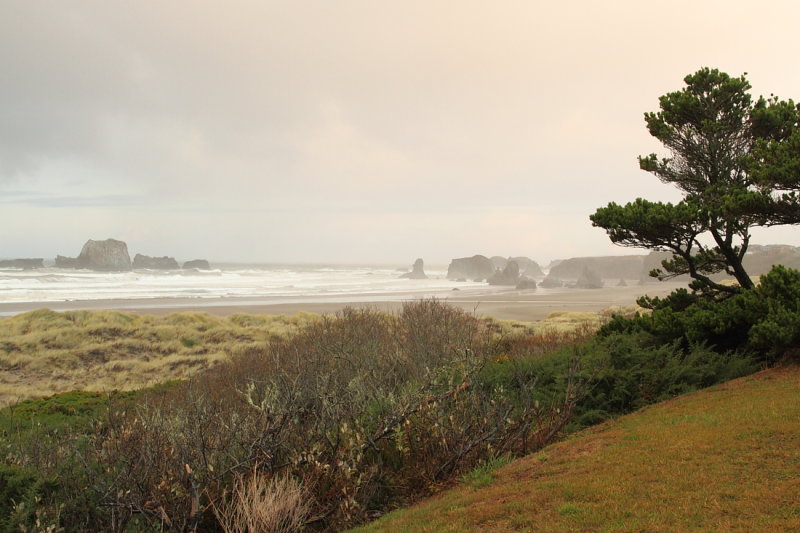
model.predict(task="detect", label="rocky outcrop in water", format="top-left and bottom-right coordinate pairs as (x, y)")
top-left (490, 256), bottom-right (508, 270)
top-left (575, 266), bottom-right (603, 289)
top-left (55, 255), bottom-right (78, 268)
top-left (77, 239), bottom-right (132, 271)
top-left (489, 256), bottom-right (544, 278)
top-left (133, 254), bottom-right (180, 270)
top-left (447, 255), bottom-right (495, 281)
top-left (183, 259), bottom-right (211, 270)
top-left (511, 257), bottom-right (544, 277)
top-left (539, 275), bottom-right (563, 288)
top-left (400, 258), bottom-right (427, 279)
top-left (516, 277), bottom-right (538, 290)
top-left (0, 258), bottom-right (43, 269)
top-left (550, 255), bottom-right (644, 281)
top-left (488, 260), bottom-right (521, 286)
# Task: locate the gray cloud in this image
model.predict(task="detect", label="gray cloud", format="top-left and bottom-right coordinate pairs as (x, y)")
top-left (2, 1), bottom-right (800, 263)
top-left (0, 190), bottom-right (143, 208)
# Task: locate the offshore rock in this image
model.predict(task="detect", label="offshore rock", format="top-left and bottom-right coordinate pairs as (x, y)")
top-left (539, 275), bottom-right (563, 288)
top-left (133, 254), bottom-right (180, 270)
top-left (55, 255), bottom-right (78, 268)
top-left (488, 260), bottom-right (521, 286)
top-left (510, 257), bottom-right (544, 277)
top-left (183, 259), bottom-right (211, 270)
top-left (0, 258), bottom-right (44, 269)
top-left (490, 256), bottom-right (508, 270)
top-left (400, 258), bottom-right (428, 279)
top-left (575, 266), bottom-right (603, 289)
top-left (550, 255), bottom-right (644, 280)
top-left (516, 277), bottom-right (538, 290)
top-left (489, 256), bottom-right (544, 277)
top-left (447, 255), bottom-right (495, 281)
top-left (77, 239), bottom-right (132, 271)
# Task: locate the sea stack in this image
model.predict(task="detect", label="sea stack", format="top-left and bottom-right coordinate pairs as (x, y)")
top-left (400, 258), bottom-right (428, 279)
top-left (539, 275), bottom-right (563, 288)
top-left (0, 259), bottom-right (44, 270)
top-left (183, 259), bottom-right (211, 270)
top-left (446, 255), bottom-right (495, 281)
top-left (55, 255), bottom-right (78, 268)
top-left (488, 260), bottom-right (521, 286)
top-left (575, 266), bottom-right (603, 289)
top-left (76, 239), bottom-right (132, 271)
top-left (515, 277), bottom-right (538, 290)
top-left (133, 254), bottom-right (180, 269)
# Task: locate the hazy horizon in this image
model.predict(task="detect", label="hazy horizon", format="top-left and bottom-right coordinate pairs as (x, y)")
top-left (3, 1), bottom-right (800, 265)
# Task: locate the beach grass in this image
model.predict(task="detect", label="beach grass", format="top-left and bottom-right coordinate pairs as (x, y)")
top-left (0, 308), bottom-right (320, 406)
top-left (349, 365), bottom-right (800, 532)
top-left (0, 306), bottom-right (613, 408)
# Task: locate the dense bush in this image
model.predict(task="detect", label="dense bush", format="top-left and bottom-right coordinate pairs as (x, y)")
top-left (1, 301), bottom-right (586, 532)
top-left (601, 265), bottom-right (800, 361)
top-left (477, 331), bottom-right (757, 432)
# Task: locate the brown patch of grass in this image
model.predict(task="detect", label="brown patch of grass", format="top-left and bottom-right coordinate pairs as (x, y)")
top-left (0, 309), bottom-right (320, 406)
top-left (351, 365), bottom-right (800, 532)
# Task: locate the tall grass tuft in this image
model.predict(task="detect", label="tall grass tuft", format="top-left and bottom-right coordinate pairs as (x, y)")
top-left (214, 471), bottom-right (311, 533)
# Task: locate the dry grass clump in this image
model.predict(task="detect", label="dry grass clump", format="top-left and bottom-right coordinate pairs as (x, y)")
top-left (490, 305), bottom-right (645, 340)
top-left (0, 309), bottom-right (319, 406)
top-left (214, 471), bottom-right (311, 533)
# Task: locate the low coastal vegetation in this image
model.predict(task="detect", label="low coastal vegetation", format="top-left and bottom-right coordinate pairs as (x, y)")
top-left (1, 277), bottom-right (789, 531)
top-left (0, 301), bottom-right (602, 531)
top-left (0, 306), bottom-right (625, 408)
top-left (0, 309), bottom-right (319, 406)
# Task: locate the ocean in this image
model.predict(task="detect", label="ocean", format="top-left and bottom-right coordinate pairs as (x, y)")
top-left (0, 263), bottom-right (489, 310)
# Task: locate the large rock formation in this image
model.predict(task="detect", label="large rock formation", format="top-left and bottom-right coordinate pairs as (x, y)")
top-left (0, 258), bottom-right (43, 269)
top-left (400, 258), bottom-right (427, 279)
top-left (516, 277), bottom-right (538, 290)
top-left (510, 257), bottom-right (544, 277)
top-left (447, 255), bottom-right (495, 281)
top-left (575, 266), bottom-right (604, 289)
top-left (183, 259), bottom-right (211, 270)
top-left (539, 275), bottom-right (563, 288)
top-left (55, 255), bottom-right (78, 268)
top-left (133, 254), bottom-right (180, 270)
top-left (743, 245), bottom-right (800, 275)
top-left (638, 246), bottom-right (800, 284)
top-left (549, 255), bottom-right (644, 281)
top-left (76, 239), bottom-right (132, 271)
top-left (488, 260), bottom-right (521, 286)
top-left (489, 256), bottom-right (544, 277)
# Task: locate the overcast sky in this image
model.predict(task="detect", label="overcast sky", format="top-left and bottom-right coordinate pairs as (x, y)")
top-left (2, 1), bottom-right (800, 265)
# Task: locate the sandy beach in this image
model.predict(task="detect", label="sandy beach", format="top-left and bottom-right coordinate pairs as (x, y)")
top-left (0, 281), bottom-right (689, 322)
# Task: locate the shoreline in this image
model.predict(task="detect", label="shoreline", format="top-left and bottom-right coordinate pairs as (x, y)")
top-left (0, 281), bottom-right (688, 322)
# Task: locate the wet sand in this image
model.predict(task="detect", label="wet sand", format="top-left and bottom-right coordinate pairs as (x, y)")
top-left (0, 281), bottom-right (688, 322)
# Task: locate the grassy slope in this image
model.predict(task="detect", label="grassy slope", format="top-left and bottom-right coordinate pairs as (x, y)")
top-left (0, 309), bottom-right (319, 406)
top-left (353, 365), bottom-right (800, 532)
top-left (0, 307), bottom-right (613, 408)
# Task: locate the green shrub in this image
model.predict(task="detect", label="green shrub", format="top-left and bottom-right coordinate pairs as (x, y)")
top-left (0, 464), bottom-right (38, 531)
top-left (576, 334), bottom-right (758, 424)
top-left (601, 265), bottom-right (800, 361)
